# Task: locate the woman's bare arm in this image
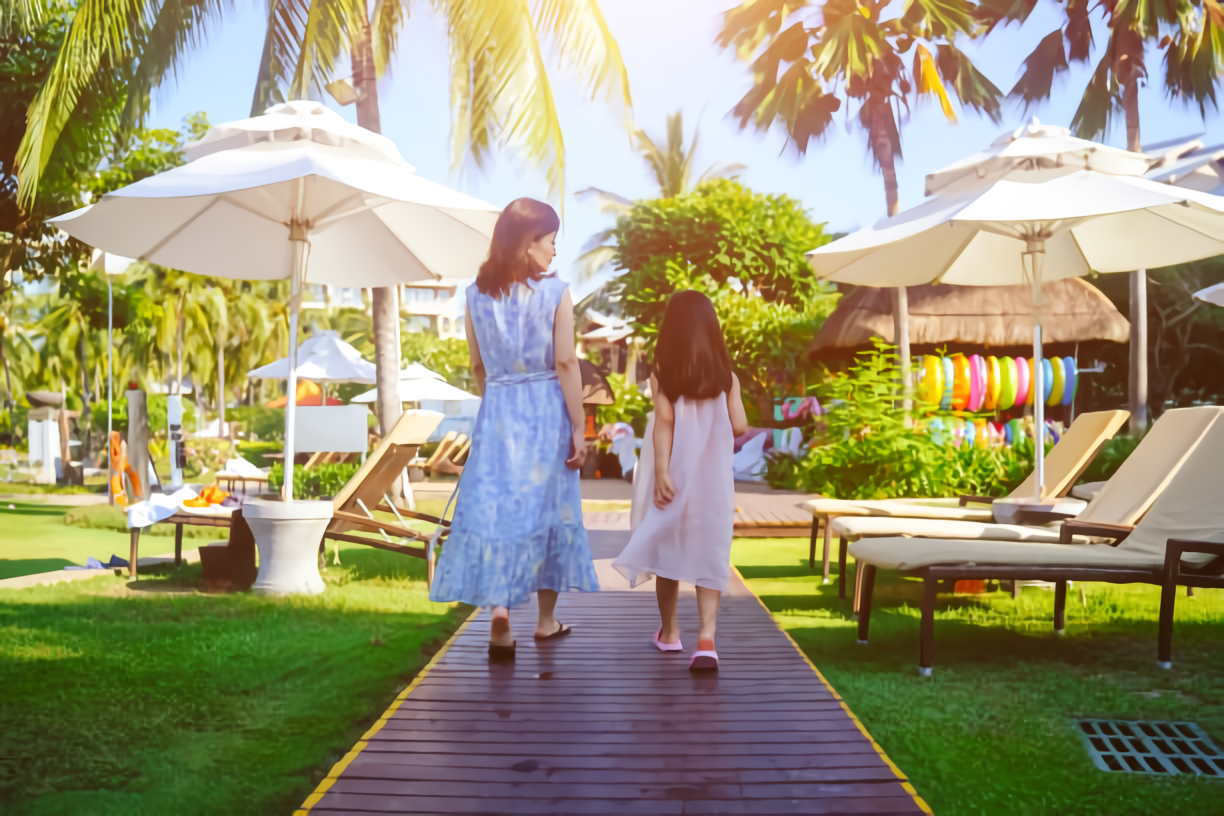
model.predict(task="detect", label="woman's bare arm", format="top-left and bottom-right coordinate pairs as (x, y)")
top-left (554, 289), bottom-right (587, 469)
top-left (727, 373), bottom-right (749, 437)
top-left (466, 310), bottom-right (485, 396)
top-left (651, 374), bottom-right (677, 507)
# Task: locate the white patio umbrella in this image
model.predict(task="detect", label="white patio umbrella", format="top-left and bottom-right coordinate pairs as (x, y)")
top-left (50, 101), bottom-right (500, 500)
top-left (351, 363), bottom-right (476, 404)
top-left (808, 169), bottom-right (1224, 498)
top-left (1194, 283), bottom-right (1224, 307)
top-left (247, 330), bottom-right (376, 384)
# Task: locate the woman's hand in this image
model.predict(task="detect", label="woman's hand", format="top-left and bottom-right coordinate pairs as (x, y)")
top-left (654, 470), bottom-right (676, 509)
top-left (565, 430), bottom-right (587, 470)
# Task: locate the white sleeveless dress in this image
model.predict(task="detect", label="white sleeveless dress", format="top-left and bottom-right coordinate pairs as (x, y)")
top-left (613, 394), bottom-right (736, 592)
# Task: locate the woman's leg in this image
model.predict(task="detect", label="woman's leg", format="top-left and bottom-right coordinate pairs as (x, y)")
top-left (656, 577), bottom-right (681, 643)
top-left (490, 605), bottom-right (513, 647)
top-left (535, 589), bottom-right (560, 638)
top-left (695, 587), bottom-right (721, 650)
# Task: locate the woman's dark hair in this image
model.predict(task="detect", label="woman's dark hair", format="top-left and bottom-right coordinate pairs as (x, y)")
top-left (653, 290), bottom-right (733, 402)
top-left (476, 197), bottom-right (560, 297)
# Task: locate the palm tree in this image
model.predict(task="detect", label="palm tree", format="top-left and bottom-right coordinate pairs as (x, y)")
top-left (574, 110), bottom-right (747, 285)
top-left (14, 0), bottom-right (634, 445)
top-left (984, 0), bottom-right (1224, 432)
top-left (718, 0), bottom-right (1005, 405)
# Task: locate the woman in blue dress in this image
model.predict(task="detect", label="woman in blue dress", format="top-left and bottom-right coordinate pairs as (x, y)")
top-left (429, 198), bottom-right (598, 659)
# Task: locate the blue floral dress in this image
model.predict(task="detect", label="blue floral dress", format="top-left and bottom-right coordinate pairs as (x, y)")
top-left (429, 276), bottom-right (598, 609)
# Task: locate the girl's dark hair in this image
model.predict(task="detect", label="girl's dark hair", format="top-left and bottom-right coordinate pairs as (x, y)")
top-left (476, 197), bottom-right (561, 297)
top-left (653, 290), bottom-right (733, 402)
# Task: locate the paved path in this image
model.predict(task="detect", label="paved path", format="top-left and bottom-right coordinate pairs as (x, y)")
top-left (296, 515), bottom-right (927, 815)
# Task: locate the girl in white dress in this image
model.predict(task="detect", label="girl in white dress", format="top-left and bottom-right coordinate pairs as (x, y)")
top-left (613, 291), bottom-right (749, 670)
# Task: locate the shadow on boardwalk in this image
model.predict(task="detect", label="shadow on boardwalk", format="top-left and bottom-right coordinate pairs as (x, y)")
top-left (296, 517), bottom-right (930, 815)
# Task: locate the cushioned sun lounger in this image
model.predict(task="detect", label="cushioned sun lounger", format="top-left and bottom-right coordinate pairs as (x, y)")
top-left (850, 415), bottom-right (1224, 674)
top-left (831, 407), bottom-right (1224, 607)
top-left (802, 409), bottom-right (1130, 580)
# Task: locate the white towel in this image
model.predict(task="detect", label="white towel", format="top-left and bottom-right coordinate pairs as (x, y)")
top-left (125, 487), bottom-right (200, 529)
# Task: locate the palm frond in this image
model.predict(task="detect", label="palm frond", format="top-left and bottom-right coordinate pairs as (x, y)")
top-left (16, 0), bottom-right (153, 207)
top-left (913, 43), bottom-right (957, 121)
top-left (901, 0), bottom-right (978, 40)
top-left (445, 0), bottom-right (566, 197)
top-left (535, 0), bottom-right (632, 109)
top-left (1064, 0), bottom-right (1093, 62)
top-left (1070, 50), bottom-right (1120, 139)
top-left (0, 0), bottom-right (50, 37)
top-left (573, 242), bottom-right (617, 285)
top-left (1162, 0), bottom-right (1224, 115)
top-left (574, 187), bottom-right (633, 215)
top-left (697, 161), bottom-right (747, 185)
top-left (1007, 28), bottom-right (1069, 107)
top-left (717, 0), bottom-right (813, 61)
top-left (936, 43), bottom-right (1003, 122)
top-left (371, 0), bottom-right (410, 77)
top-left (974, 0), bottom-right (1040, 34)
top-left (288, 0), bottom-right (363, 102)
top-left (251, 0), bottom-right (308, 114)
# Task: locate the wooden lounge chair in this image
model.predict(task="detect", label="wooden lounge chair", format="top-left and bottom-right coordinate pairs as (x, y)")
top-left (126, 410), bottom-right (445, 581)
top-left (431, 434), bottom-right (469, 476)
top-left (831, 407), bottom-right (1224, 607)
top-left (850, 416), bottom-right (1224, 675)
top-left (801, 409), bottom-right (1130, 581)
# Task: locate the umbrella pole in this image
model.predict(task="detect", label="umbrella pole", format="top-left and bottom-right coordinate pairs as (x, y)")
top-left (1027, 239), bottom-right (1046, 501)
top-left (283, 229), bottom-right (308, 502)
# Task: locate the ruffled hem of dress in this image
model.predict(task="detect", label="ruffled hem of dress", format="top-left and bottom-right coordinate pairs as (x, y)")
top-left (610, 560), bottom-right (730, 593)
top-left (429, 522), bottom-right (599, 609)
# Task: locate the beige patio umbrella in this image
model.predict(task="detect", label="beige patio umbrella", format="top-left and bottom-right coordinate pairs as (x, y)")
top-left (808, 169), bottom-right (1224, 498)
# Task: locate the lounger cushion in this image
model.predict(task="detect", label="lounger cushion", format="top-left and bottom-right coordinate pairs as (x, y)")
top-left (1071, 481), bottom-right (1106, 502)
top-left (802, 497), bottom-right (995, 522)
top-left (849, 537), bottom-right (1163, 571)
top-left (831, 515), bottom-right (1078, 544)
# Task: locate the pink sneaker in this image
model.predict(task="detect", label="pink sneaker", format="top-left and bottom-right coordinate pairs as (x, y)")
top-left (653, 629), bottom-right (683, 652)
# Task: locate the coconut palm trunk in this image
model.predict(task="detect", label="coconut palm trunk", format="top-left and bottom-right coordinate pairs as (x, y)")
top-left (78, 331), bottom-right (92, 462)
top-left (870, 102), bottom-right (912, 411)
top-left (353, 14), bottom-right (402, 449)
top-left (1123, 80), bottom-right (1147, 433)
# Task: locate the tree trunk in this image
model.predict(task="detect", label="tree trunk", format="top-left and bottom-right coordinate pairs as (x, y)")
top-left (354, 14), bottom-right (403, 448)
top-left (1123, 79), bottom-right (1148, 433)
top-left (1, 318), bottom-right (16, 447)
top-left (871, 102), bottom-right (911, 413)
top-left (175, 307), bottom-right (184, 396)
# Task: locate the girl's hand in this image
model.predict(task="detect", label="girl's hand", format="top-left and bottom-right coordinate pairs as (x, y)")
top-left (565, 430), bottom-right (587, 470)
top-left (654, 470), bottom-right (676, 509)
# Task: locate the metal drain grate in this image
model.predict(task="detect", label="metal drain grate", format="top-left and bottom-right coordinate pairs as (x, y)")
top-left (1077, 719), bottom-right (1224, 777)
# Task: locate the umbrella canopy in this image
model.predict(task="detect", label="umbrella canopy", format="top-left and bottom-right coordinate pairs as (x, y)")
top-left (50, 101), bottom-right (500, 500)
top-left (925, 117), bottom-right (1154, 196)
top-left (247, 330), bottom-right (375, 384)
top-left (808, 165), bottom-right (1224, 498)
top-left (1194, 282), bottom-right (1224, 307)
top-left (399, 363), bottom-right (445, 382)
top-left (351, 378), bottom-right (477, 404)
top-left (811, 278), bottom-right (1129, 356)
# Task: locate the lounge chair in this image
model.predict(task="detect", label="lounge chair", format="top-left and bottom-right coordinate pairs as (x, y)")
top-left (431, 434), bottom-right (470, 477)
top-left (801, 409), bottom-right (1130, 581)
top-left (850, 416), bottom-right (1224, 674)
top-left (831, 407), bottom-right (1223, 608)
top-left (126, 410), bottom-right (447, 581)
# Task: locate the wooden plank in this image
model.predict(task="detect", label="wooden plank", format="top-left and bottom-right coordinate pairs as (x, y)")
top-left (297, 529), bottom-right (929, 816)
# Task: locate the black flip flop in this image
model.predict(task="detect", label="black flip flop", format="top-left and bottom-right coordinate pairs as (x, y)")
top-left (488, 641), bottom-right (516, 661)
top-left (534, 622), bottom-right (572, 641)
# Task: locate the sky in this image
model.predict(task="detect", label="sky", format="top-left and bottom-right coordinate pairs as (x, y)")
top-left (146, 0), bottom-right (1224, 299)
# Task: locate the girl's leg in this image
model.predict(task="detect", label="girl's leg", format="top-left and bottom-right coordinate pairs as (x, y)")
top-left (490, 605), bottom-right (513, 647)
top-left (535, 589), bottom-right (560, 638)
top-left (656, 577), bottom-right (681, 643)
top-left (695, 587), bottom-right (721, 650)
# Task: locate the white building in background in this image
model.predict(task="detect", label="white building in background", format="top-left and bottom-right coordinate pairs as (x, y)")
top-left (301, 283), bottom-right (465, 340)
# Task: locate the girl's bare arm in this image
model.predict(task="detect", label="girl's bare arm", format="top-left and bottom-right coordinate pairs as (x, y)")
top-left (554, 289), bottom-right (587, 469)
top-left (651, 374), bottom-right (677, 507)
top-left (466, 310), bottom-right (485, 396)
top-left (727, 373), bottom-right (749, 437)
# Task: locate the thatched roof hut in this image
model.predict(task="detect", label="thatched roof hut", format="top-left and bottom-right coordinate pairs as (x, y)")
top-left (810, 278), bottom-right (1129, 362)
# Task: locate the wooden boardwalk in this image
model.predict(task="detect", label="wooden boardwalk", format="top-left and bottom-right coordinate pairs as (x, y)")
top-left (296, 525), bottom-right (928, 815)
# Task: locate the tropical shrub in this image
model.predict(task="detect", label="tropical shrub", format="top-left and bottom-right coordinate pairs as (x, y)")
top-left (268, 462), bottom-right (360, 500)
top-left (596, 373), bottom-right (651, 438)
top-left (609, 180), bottom-right (839, 420)
top-left (766, 342), bottom-right (1036, 499)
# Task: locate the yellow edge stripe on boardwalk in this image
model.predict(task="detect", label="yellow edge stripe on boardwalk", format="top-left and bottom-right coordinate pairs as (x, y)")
top-left (293, 609), bottom-right (479, 815)
top-left (731, 564), bottom-right (935, 815)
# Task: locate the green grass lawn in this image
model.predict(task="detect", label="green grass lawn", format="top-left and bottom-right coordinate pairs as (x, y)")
top-left (0, 502), bottom-right (190, 580)
top-left (731, 539), bottom-right (1224, 815)
top-left (0, 541), bottom-right (462, 816)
